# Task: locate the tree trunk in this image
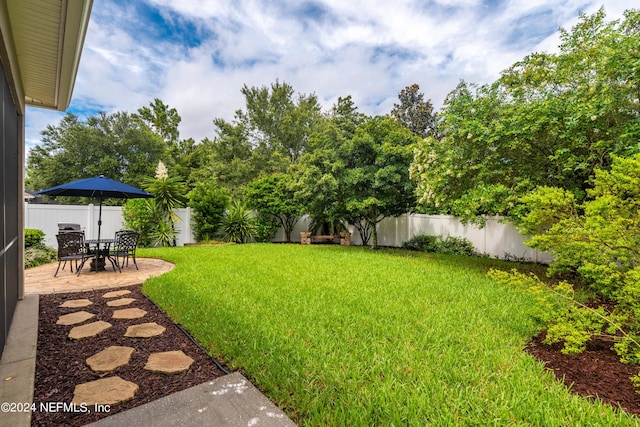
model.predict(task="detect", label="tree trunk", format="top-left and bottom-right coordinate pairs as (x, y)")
top-left (371, 221), bottom-right (378, 249)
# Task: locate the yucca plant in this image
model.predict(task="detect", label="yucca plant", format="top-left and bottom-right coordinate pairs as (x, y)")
top-left (221, 201), bottom-right (256, 243)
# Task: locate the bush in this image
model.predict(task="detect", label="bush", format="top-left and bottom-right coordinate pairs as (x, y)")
top-left (499, 154), bottom-right (640, 374)
top-left (254, 214), bottom-right (280, 243)
top-left (187, 181), bottom-right (230, 242)
top-left (221, 201), bottom-right (256, 243)
top-left (25, 245), bottom-right (57, 269)
top-left (122, 199), bottom-right (158, 247)
top-left (402, 234), bottom-right (476, 256)
top-left (25, 228), bottom-right (46, 248)
top-left (401, 234), bottom-right (439, 252)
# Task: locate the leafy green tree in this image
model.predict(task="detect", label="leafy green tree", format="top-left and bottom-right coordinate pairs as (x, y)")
top-left (297, 115), bottom-right (419, 248)
top-left (187, 181), bottom-right (230, 241)
top-left (244, 173), bottom-right (302, 243)
top-left (135, 98), bottom-right (181, 144)
top-left (294, 97), bottom-right (367, 235)
top-left (390, 83), bottom-right (439, 139)
top-left (411, 8), bottom-right (640, 224)
top-left (341, 116), bottom-right (420, 248)
top-left (202, 81), bottom-right (322, 193)
top-left (26, 112), bottom-right (165, 193)
top-left (134, 99), bottom-right (199, 185)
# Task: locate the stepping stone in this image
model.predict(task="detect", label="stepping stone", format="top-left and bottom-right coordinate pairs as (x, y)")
top-left (60, 299), bottom-right (93, 308)
top-left (107, 297), bottom-right (137, 307)
top-left (72, 376), bottom-right (138, 406)
top-left (144, 350), bottom-right (194, 374)
top-left (86, 346), bottom-right (135, 373)
top-left (124, 322), bottom-right (166, 338)
top-left (68, 321), bottom-right (112, 340)
top-left (102, 290), bottom-right (132, 299)
top-left (56, 310), bottom-right (95, 325)
top-left (112, 308), bottom-right (147, 319)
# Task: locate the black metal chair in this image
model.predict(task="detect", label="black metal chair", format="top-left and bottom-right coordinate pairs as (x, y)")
top-left (111, 230), bottom-right (140, 271)
top-left (54, 232), bottom-right (91, 277)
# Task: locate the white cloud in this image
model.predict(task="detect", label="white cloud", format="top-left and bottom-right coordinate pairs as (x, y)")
top-left (24, 0), bottom-right (631, 158)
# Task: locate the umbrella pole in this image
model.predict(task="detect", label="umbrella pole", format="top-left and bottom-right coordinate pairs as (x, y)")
top-left (97, 198), bottom-right (102, 242)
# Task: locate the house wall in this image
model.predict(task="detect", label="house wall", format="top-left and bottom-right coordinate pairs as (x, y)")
top-left (0, 59), bottom-right (21, 355)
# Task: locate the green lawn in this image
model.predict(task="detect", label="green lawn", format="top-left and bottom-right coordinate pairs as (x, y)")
top-left (139, 244), bottom-right (637, 426)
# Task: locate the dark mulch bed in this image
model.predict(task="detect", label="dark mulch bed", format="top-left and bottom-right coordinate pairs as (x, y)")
top-left (33, 284), bottom-right (226, 426)
top-left (527, 332), bottom-right (640, 416)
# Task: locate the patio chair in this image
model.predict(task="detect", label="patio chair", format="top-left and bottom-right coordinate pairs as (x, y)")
top-left (111, 230), bottom-right (140, 271)
top-left (54, 232), bottom-right (91, 277)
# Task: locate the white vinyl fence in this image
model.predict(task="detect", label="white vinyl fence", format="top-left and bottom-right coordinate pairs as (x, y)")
top-left (25, 204), bottom-right (551, 263)
top-left (24, 203), bottom-right (194, 248)
top-left (276, 213), bottom-right (552, 263)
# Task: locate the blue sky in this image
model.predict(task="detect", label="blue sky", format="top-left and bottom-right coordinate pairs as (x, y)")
top-left (25, 0), bottom-right (630, 153)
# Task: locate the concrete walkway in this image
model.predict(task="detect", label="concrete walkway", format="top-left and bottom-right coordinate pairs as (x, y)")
top-left (0, 259), bottom-right (296, 426)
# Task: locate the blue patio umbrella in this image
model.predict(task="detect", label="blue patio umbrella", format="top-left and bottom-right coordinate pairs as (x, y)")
top-left (36, 175), bottom-right (154, 241)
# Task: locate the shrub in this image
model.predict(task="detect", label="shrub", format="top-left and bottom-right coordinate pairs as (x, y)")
top-left (221, 201), bottom-right (256, 243)
top-left (122, 199), bottom-right (158, 247)
top-left (402, 234), bottom-right (476, 256)
top-left (497, 154), bottom-right (640, 380)
top-left (438, 236), bottom-right (477, 256)
top-left (401, 234), bottom-right (439, 252)
top-left (25, 245), bottom-right (57, 269)
top-left (187, 181), bottom-right (230, 242)
top-left (25, 228), bottom-right (46, 248)
top-left (254, 214), bottom-right (280, 243)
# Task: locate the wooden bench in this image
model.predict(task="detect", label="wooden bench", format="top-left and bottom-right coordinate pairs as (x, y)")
top-left (300, 232), bottom-right (351, 246)
top-left (311, 235), bottom-right (340, 242)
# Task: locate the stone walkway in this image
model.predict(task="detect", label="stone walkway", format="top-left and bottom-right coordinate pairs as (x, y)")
top-left (57, 289), bottom-right (195, 408)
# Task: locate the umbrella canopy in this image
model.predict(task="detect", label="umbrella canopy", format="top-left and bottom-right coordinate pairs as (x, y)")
top-left (36, 175), bottom-right (154, 240)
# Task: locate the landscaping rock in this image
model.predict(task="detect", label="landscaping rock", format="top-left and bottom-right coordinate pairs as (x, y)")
top-left (56, 310), bottom-right (95, 325)
top-left (144, 350), bottom-right (194, 374)
top-left (112, 308), bottom-right (147, 319)
top-left (68, 321), bottom-right (112, 340)
top-left (72, 376), bottom-right (138, 406)
top-left (106, 297), bottom-right (137, 307)
top-left (86, 346), bottom-right (135, 373)
top-left (102, 290), bottom-right (132, 299)
top-left (60, 298), bottom-right (93, 308)
top-left (124, 322), bottom-right (166, 338)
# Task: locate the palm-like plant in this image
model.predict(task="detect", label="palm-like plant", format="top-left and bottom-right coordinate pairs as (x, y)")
top-left (144, 162), bottom-right (187, 246)
top-left (221, 201), bottom-right (256, 243)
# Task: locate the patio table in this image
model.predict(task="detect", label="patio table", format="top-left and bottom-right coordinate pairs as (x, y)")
top-left (84, 238), bottom-right (117, 273)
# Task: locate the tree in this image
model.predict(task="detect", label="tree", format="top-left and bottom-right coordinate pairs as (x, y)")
top-left (390, 84), bottom-right (439, 139)
top-left (411, 9), bottom-right (640, 224)
top-left (135, 98), bottom-right (181, 144)
top-left (297, 115), bottom-right (420, 248)
top-left (244, 173), bottom-right (302, 243)
top-left (341, 116), bottom-right (420, 248)
top-left (187, 180), bottom-right (230, 241)
top-left (294, 96), bottom-right (367, 235)
top-left (26, 112), bottom-right (166, 193)
top-left (134, 99), bottom-right (198, 185)
top-left (202, 81), bottom-right (323, 193)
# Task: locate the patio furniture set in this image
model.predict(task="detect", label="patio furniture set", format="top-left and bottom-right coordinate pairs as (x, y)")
top-left (55, 225), bottom-right (140, 277)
